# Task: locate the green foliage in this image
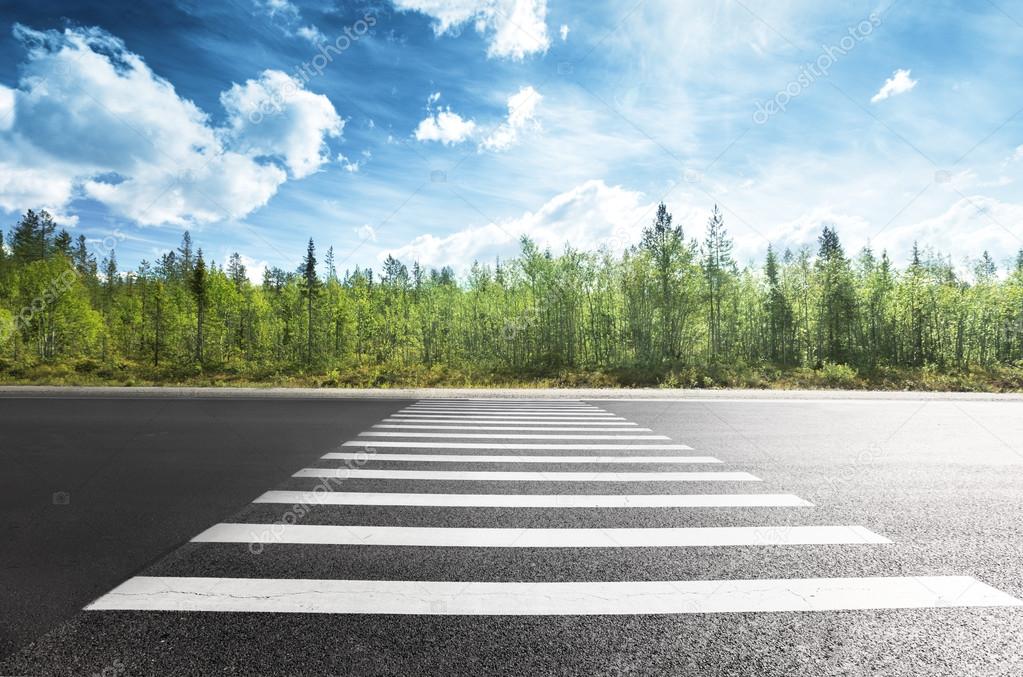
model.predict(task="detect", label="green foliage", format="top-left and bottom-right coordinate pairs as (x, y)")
top-left (2, 207), bottom-right (1023, 391)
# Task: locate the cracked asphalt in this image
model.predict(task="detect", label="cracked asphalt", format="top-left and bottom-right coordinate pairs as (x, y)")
top-left (1, 393), bottom-right (1022, 675)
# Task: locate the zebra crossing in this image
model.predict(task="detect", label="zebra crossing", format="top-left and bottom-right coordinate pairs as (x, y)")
top-left (85, 398), bottom-right (1022, 616)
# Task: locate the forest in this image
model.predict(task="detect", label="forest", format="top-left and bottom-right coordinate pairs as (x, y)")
top-left (2, 204), bottom-right (1023, 390)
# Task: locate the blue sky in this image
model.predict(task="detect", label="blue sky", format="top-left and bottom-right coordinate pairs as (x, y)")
top-left (2, 0), bottom-right (1023, 279)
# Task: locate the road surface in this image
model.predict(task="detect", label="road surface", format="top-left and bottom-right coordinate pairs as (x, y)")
top-left (2, 392), bottom-right (1022, 675)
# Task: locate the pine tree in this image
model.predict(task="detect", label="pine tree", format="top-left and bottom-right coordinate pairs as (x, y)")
top-left (70, 235), bottom-right (97, 282)
top-left (192, 249), bottom-right (207, 363)
top-left (639, 202), bottom-right (693, 361)
top-left (9, 209), bottom-right (41, 263)
top-left (703, 205), bottom-right (734, 359)
top-left (325, 246), bottom-right (337, 282)
top-left (975, 251), bottom-right (997, 282)
top-left (227, 252), bottom-right (247, 289)
top-left (764, 244), bottom-right (793, 364)
top-left (300, 238), bottom-right (320, 364)
top-left (815, 225), bottom-right (856, 364)
top-left (54, 230), bottom-right (72, 258)
top-left (177, 231), bottom-right (195, 279)
top-left (152, 281), bottom-right (165, 366)
top-left (102, 252), bottom-right (118, 312)
top-left (37, 211), bottom-right (56, 260)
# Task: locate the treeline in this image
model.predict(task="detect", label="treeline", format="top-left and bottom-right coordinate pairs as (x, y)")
top-left (2, 205), bottom-right (1023, 386)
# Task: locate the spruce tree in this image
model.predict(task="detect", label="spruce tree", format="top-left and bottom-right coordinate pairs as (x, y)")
top-left (177, 231), bottom-right (195, 279)
top-left (10, 209), bottom-right (41, 263)
top-left (54, 230), bottom-right (72, 258)
top-left (703, 205), bottom-right (734, 359)
top-left (192, 250), bottom-right (207, 363)
top-left (227, 252), bottom-right (247, 289)
top-left (300, 238), bottom-right (320, 364)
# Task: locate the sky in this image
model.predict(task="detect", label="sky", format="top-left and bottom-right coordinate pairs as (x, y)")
top-left (1, 0), bottom-right (1023, 280)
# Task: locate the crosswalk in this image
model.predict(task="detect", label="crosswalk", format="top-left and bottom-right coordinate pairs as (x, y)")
top-left (85, 398), bottom-right (1022, 616)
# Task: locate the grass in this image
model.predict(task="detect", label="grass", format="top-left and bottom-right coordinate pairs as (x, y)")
top-left (1, 358), bottom-right (1023, 392)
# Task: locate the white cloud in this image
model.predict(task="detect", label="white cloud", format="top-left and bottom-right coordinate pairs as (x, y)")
top-left (415, 108), bottom-right (477, 144)
top-left (384, 179), bottom-right (652, 269)
top-left (356, 224), bottom-right (378, 242)
top-left (871, 68), bottom-right (918, 103)
top-left (338, 152), bottom-right (362, 173)
top-left (221, 70), bottom-right (343, 179)
top-left (392, 0), bottom-right (550, 59)
top-left (480, 85), bottom-right (541, 151)
top-left (0, 85), bottom-right (14, 131)
top-left (0, 161), bottom-right (76, 223)
top-left (238, 253), bottom-right (270, 284)
top-left (559, 24), bottom-right (569, 41)
top-left (257, 0), bottom-right (299, 19)
top-left (882, 195), bottom-right (1023, 265)
top-left (296, 25), bottom-right (326, 44)
top-left (768, 207), bottom-right (873, 255)
top-left (0, 25), bottom-right (344, 226)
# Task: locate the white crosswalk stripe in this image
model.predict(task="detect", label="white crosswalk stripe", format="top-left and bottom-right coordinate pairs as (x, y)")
top-left (374, 424), bottom-right (652, 431)
top-left (321, 452), bottom-right (722, 464)
top-left (88, 576), bottom-right (1022, 615)
top-left (292, 468), bottom-right (761, 482)
top-left (252, 490), bottom-right (814, 507)
top-left (85, 398), bottom-right (1022, 618)
top-left (341, 441), bottom-right (694, 449)
top-left (403, 411), bottom-right (617, 417)
top-left (193, 524), bottom-right (890, 547)
top-left (358, 432), bottom-right (671, 440)
top-left (384, 413), bottom-right (626, 419)
top-left (377, 420), bottom-right (643, 427)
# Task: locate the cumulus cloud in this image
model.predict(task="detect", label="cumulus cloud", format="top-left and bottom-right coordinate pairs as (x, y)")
top-left (238, 253), bottom-right (270, 284)
top-left (392, 0), bottom-right (550, 59)
top-left (0, 24), bottom-right (343, 226)
top-left (871, 68), bottom-right (918, 103)
top-left (257, 0), bottom-right (300, 19)
top-left (559, 24), bottom-right (569, 41)
top-left (220, 70), bottom-right (344, 179)
top-left (337, 152), bottom-right (362, 173)
top-left (383, 179), bottom-right (652, 269)
top-left (356, 224), bottom-right (378, 242)
top-left (296, 25), bottom-right (326, 44)
top-left (479, 85), bottom-right (542, 151)
top-left (0, 85), bottom-right (14, 131)
top-left (414, 93), bottom-right (477, 144)
top-left (881, 195), bottom-right (1023, 265)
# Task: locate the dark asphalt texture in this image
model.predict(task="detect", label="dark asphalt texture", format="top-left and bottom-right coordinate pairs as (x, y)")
top-left (2, 395), bottom-right (1022, 675)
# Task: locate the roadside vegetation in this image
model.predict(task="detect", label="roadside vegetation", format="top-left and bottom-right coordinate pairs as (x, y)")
top-left (2, 205), bottom-right (1023, 391)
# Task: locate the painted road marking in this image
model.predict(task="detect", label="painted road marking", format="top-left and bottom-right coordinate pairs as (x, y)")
top-left (86, 576), bottom-right (1022, 614)
top-left (321, 452), bottom-right (722, 464)
top-left (292, 468), bottom-right (760, 482)
top-left (375, 424), bottom-right (649, 431)
top-left (376, 421), bottom-right (634, 427)
top-left (192, 524), bottom-right (889, 547)
top-left (388, 413), bottom-right (630, 419)
top-left (341, 441), bottom-right (694, 450)
top-left (400, 411), bottom-right (619, 417)
top-left (253, 491), bottom-right (812, 507)
top-left (359, 432), bottom-right (671, 440)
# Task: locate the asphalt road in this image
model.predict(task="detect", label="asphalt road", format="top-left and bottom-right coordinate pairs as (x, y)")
top-left (2, 393), bottom-right (1023, 676)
